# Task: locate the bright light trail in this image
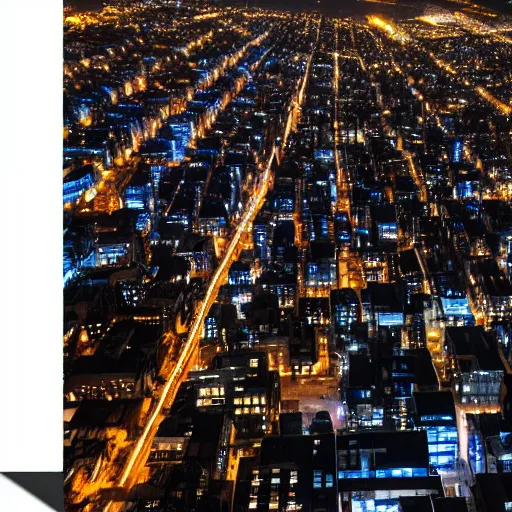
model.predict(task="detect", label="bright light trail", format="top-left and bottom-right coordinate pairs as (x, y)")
top-left (119, 149), bottom-right (278, 487)
top-left (475, 86), bottom-right (512, 115)
top-left (367, 15), bottom-right (410, 43)
top-left (109, 22), bottom-right (320, 501)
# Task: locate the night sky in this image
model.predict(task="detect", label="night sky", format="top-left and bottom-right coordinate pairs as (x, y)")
top-left (65, 0), bottom-right (512, 16)
top-left (66, 0), bottom-right (104, 12)
top-left (65, 0), bottom-right (420, 16)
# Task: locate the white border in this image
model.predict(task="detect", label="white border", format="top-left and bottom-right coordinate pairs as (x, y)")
top-left (0, 0), bottom-right (63, 472)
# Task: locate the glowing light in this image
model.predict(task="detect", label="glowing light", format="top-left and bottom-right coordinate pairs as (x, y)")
top-left (417, 16), bottom-right (439, 26)
top-left (84, 187), bottom-right (98, 203)
top-left (193, 12), bottom-right (220, 20)
top-left (135, 76), bottom-right (147, 92)
top-left (64, 16), bottom-right (82, 25)
top-left (364, 0), bottom-right (396, 4)
top-left (475, 86), bottom-right (512, 115)
top-left (124, 81), bottom-right (133, 97)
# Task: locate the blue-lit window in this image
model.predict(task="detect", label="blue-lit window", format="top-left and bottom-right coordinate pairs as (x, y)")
top-left (453, 141), bottom-right (462, 163)
top-left (457, 181), bottom-right (473, 199)
top-left (378, 223), bottom-right (398, 241)
top-left (424, 425), bottom-right (458, 471)
top-left (276, 198), bottom-right (294, 212)
top-left (313, 470), bottom-right (322, 489)
top-left (97, 244), bottom-right (128, 267)
top-left (420, 414), bottom-right (453, 422)
top-left (334, 303), bottom-right (358, 329)
top-left (228, 270), bottom-right (252, 286)
top-left (339, 467), bottom-right (428, 480)
top-left (124, 183), bottom-right (151, 210)
top-left (151, 165), bottom-right (166, 189)
top-left (469, 429), bottom-right (485, 474)
top-left (205, 317), bottom-right (218, 340)
top-left (63, 171), bottom-right (95, 204)
top-left (378, 312), bottom-right (404, 326)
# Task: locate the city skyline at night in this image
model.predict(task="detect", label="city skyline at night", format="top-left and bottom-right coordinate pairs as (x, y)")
top-left (63, 1), bottom-right (512, 511)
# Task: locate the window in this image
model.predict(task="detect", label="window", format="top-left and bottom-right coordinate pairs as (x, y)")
top-left (201, 398), bottom-right (214, 407)
top-left (250, 358), bottom-right (259, 368)
top-left (313, 470), bottom-right (322, 489)
top-left (326, 474), bottom-right (333, 488)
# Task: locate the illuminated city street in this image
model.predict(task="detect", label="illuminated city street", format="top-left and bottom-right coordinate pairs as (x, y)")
top-left (63, 1), bottom-right (512, 511)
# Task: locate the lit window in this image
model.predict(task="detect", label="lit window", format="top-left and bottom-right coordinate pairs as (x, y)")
top-left (250, 358), bottom-right (259, 368)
